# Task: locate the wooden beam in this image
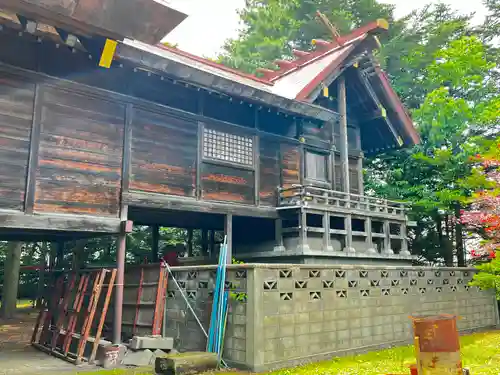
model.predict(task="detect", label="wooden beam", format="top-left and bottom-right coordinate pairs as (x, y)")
top-left (24, 83), bottom-right (42, 214)
top-left (123, 191), bottom-right (278, 219)
top-left (0, 211), bottom-right (122, 233)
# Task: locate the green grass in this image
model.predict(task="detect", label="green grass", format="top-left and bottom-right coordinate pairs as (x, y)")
top-left (73, 331), bottom-right (500, 375)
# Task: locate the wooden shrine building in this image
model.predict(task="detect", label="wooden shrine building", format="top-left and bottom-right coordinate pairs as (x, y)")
top-left (0, 0), bottom-right (419, 342)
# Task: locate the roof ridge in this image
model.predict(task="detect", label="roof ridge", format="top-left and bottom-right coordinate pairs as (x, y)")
top-left (258, 19), bottom-right (390, 82)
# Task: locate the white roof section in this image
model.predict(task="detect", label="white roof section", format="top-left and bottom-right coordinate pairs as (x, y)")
top-left (123, 35), bottom-right (362, 100)
top-left (271, 45), bottom-right (355, 99)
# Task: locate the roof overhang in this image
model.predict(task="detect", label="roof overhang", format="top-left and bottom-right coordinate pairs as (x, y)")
top-left (117, 40), bottom-right (341, 123)
top-left (0, 0), bottom-right (187, 44)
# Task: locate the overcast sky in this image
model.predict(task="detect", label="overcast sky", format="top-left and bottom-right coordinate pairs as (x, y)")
top-left (164, 0), bottom-right (488, 57)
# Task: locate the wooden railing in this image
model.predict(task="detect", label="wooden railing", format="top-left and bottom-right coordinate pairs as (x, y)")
top-left (278, 185), bottom-right (408, 218)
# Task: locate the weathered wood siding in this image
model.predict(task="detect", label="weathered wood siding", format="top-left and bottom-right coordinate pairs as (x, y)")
top-left (0, 72), bottom-right (35, 210)
top-left (201, 163), bottom-right (255, 204)
top-left (259, 138), bottom-right (280, 206)
top-left (129, 108), bottom-right (197, 197)
top-left (35, 87), bottom-right (124, 216)
top-left (280, 143), bottom-right (301, 189)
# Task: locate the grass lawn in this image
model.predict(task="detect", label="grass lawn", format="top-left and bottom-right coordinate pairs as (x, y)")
top-left (72, 331), bottom-right (500, 375)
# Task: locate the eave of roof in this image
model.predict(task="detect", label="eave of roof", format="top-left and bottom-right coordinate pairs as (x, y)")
top-left (117, 40), bottom-right (341, 122)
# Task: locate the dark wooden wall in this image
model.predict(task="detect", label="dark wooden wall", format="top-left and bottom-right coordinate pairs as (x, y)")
top-left (130, 107), bottom-right (197, 197)
top-left (35, 87), bottom-right (125, 216)
top-left (0, 72), bottom-right (34, 210)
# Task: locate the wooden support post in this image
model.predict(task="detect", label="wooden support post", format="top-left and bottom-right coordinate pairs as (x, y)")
top-left (113, 220), bottom-right (131, 344)
top-left (274, 218), bottom-right (285, 251)
top-left (297, 209), bottom-right (310, 252)
top-left (365, 217), bottom-right (377, 254)
top-left (0, 242), bottom-right (22, 319)
top-left (338, 76), bottom-right (350, 194)
top-left (152, 224), bottom-right (160, 262)
top-left (323, 213), bottom-right (333, 251)
top-left (344, 215), bottom-right (355, 253)
top-left (201, 229), bottom-right (208, 255)
top-left (383, 221), bottom-right (394, 255)
top-left (400, 222), bottom-right (411, 256)
top-left (357, 156), bottom-right (364, 195)
top-left (224, 214), bottom-right (233, 264)
top-left (187, 229), bottom-right (194, 257)
top-left (209, 230), bottom-right (215, 259)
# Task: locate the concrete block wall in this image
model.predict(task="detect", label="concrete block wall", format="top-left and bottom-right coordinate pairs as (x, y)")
top-left (163, 264), bottom-right (499, 372)
top-left (164, 266), bottom-right (250, 367)
top-left (251, 265), bottom-right (499, 371)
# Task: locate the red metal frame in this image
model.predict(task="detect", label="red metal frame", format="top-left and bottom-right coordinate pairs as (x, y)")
top-left (89, 269), bottom-right (117, 364)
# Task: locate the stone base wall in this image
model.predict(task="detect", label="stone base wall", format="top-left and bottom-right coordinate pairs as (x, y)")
top-left (164, 264), bottom-right (499, 372)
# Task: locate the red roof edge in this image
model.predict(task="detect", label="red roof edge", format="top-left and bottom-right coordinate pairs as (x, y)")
top-left (375, 67), bottom-right (420, 145)
top-left (154, 43), bottom-right (274, 86)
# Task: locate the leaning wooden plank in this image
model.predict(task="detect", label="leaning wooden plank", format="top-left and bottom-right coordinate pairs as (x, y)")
top-left (155, 352), bottom-right (218, 375)
top-left (62, 273), bottom-right (90, 354)
top-left (89, 269), bottom-right (117, 364)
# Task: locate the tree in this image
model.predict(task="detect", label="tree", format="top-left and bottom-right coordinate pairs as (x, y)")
top-left (366, 36), bottom-right (499, 266)
top-left (219, 1), bottom-right (472, 109)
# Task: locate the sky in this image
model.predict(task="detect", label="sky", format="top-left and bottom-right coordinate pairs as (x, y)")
top-left (164, 0), bottom-right (488, 57)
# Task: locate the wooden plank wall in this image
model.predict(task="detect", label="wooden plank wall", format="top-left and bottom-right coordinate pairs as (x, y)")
top-left (129, 107), bottom-right (197, 197)
top-left (34, 87), bottom-right (125, 216)
top-left (280, 143), bottom-right (301, 189)
top-left (201, 163), bottom-right (255, 204)
top-left (0, 72), bottom-right (35, 210)
top-left (259, 137), bottom-right (280, 206)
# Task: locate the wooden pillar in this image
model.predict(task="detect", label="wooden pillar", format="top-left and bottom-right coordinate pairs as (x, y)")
top-left (400, 222), bottom-right (411, 256)
top-left (344, 215), bottom-right (355, 253)
top-left (209, 230), bottom-right (215, 258)
top-left (151, 225), bottom-right (159, 263)
top-left (338, 76), bottom-right (350, 194)
top-left (323, 213), bottom-right (333, 251)
top-left (274, 218), bottom-right (285, 251)
top-left (224, 214), bottom-right (233, 264)
top-left (297, 209), bottom-right (310, 252)
top-left (201, 229), bottom-right (208, 255)
top-left (383, 221), bottom-right (394, 255)
top-left (187, 229), bottom-right (194, 257)
top-left (365, 217), bottom-right (377, 254)
top-left (0, 242), bottom-right (22, 319)
top-left (114, 220), bottom-right (131, 344)
top-left (357, 156), bottom-right (364, 195)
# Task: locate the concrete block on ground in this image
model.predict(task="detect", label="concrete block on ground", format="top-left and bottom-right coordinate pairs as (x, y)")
top-left (155, 352), bottom-right (218, 375)
top-left (130, 335), bottom-right (174, 350)
top-left (122, 349), bottom-right (155, 366)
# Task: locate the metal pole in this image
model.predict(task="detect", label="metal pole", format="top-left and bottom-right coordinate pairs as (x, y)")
top-left (164, 263), bottom-right (227, 368)
top-left (113, 225), bottom-right (126, 344)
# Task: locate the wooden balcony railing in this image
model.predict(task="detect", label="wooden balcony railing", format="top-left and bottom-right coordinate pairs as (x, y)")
top-left (278, 185), bottom-right (408, 218)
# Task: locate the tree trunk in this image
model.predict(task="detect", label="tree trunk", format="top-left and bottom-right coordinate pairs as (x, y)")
top-left (0, 242), bottom-right (23, 319)
top-left (455, 205), bottom-right (466, 267)
top-left (36, 242), bottom-right (48, 309)
top-left (71, 239), bottom-right (87, 272)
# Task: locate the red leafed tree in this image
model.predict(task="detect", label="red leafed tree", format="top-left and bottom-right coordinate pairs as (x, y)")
top-left (461, 141), bottom-right (500, 263)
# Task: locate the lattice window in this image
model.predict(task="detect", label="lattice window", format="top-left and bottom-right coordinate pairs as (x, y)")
top-left (203, 128), bottom-right (254, 166)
